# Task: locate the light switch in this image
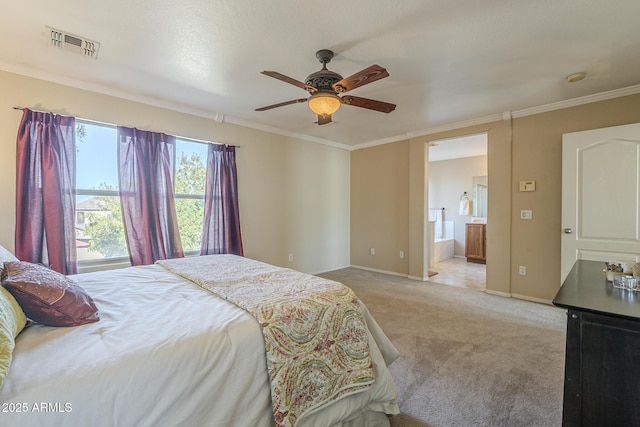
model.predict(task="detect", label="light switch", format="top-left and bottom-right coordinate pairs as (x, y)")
top-left (520, 210), bottom-right (533, 220)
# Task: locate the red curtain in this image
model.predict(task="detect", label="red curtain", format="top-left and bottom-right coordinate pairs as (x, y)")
top-left (15, 109), bottom-right (77, 274)
top-left (201, 144), bottom-right (243, 256)
top-left (117, 126), bottom-right (183, 265)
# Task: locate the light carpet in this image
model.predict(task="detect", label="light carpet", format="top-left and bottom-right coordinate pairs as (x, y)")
top-left (318, 267), bottom-right (566, 427)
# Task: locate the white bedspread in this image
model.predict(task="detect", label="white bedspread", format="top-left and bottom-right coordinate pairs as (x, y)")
top-left (0, 260), bottom-right (399, 426)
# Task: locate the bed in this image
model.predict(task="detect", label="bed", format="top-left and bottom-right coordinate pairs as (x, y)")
top-left (0, 252), bottom-right (399, 426)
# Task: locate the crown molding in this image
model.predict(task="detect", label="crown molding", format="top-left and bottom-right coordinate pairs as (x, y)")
top-left (0, 62), bottom-right (220, 120)
top-left (510, 84), bottom-right (640, 118)
top-left (222, 116), bottom-right (353, 151)
top-left (0, 62), bottom-right (353, 151)
top-left (3, 62), bottom-right (639, 153)
top-left (352, 85), bottom-right (640, 151)
top-left (351, 113), bottom-right (503, 151)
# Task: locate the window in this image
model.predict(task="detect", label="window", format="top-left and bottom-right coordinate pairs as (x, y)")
top-left (174, 139), bottom-right (207, 253)
top-left (75, 121), bottom-right (208, 263)
top-left (75, 122), bottom-right (126, 262)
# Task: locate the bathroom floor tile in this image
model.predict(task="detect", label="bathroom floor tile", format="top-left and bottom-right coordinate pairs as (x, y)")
top-left (429, 257), bottom-right (486, 291)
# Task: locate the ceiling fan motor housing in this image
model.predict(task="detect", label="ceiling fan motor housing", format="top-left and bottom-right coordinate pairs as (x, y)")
top-left (305, 49), bottom-right (342, 92)
top-left (305, 69), bottom-right (343, 92)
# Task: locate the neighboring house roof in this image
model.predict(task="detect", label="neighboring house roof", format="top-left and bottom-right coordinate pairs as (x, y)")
top-left (76, 197), bottom-right (105, 212)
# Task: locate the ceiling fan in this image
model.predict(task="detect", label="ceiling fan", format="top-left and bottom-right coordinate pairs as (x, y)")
top-left (255, 49), bottom-right (396, 125)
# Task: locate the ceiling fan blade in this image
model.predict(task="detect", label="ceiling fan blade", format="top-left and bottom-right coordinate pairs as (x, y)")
top-left (317, 114), bottom-right (332, 125)
top-left (341, 95), bottom-right (396, 113)
top-left (255, 98), bottom-right (308, 111)
top-left (260, 71), bottom-right (317, 93)
top-left (332, 65), bottom-right (389, 93)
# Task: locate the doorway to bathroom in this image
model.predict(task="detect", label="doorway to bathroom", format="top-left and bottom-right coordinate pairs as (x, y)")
top-left (427, 133), bottom-right (487, 291)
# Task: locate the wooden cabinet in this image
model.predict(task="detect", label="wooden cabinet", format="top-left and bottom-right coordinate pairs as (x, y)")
top-left (465, 223), bottom-right (486, 264)
top-left (554, 261), bottom-right (640, 426)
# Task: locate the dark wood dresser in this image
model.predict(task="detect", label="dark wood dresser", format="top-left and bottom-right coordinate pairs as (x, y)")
top-left (553, 260), bottom-right (640, 426)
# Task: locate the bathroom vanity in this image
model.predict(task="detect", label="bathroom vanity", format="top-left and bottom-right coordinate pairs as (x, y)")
top-left (465, 223), bottom-right (486, 263)
top-left (553, 260), bottom-right (640, 426)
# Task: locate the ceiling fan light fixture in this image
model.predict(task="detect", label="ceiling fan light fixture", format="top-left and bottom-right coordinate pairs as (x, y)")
top-left (308, 92), bottom-right (341, 116)
top-left (255, 49), bottom-right (395, 124)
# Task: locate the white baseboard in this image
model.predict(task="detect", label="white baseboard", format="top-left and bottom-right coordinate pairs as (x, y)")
top-left (348, 264), bottom-right (430, 281)
top-left (485, 289), bottom-right (554, 305)
top-left (485, 289), bottom-right (512, 298)
top-left (349, 264), bottom-right (409, 278)
top-left (511, 293), bottom-right (553, 305)
top-left (310, 264), bottom-right (351, 275)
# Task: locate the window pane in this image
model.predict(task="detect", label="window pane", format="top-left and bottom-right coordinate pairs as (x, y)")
top-left (76, 121), bottom-right (124, 262)
top-left (76, 122), bottom-right (118, 191)
top-left (176, 198), bottom-right (204, 251)
top-left (175, 139), bottom-right (207, 251)
top-left (76, 195), bottom-right (128, 260)
top-left (175, 139), bottom-right (208, 194)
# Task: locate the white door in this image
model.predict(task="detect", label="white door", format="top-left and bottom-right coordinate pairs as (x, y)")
top-left (561, 122), bottom-right (640, 283)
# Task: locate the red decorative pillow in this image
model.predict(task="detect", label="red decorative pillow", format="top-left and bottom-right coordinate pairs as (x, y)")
top-left (1, 261), bottom-right (99, 327)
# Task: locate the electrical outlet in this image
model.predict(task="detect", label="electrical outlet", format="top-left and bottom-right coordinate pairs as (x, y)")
top-left (370, 248), bottom-right (375, 256)
top-left (519, 266), bottom-right (526, 275)
top-left (520, 210), bottom-right (533, 220)
top-left (288, 253), bottom-right (294, 262)
top-left (399, 251), bottom-right (404, 259)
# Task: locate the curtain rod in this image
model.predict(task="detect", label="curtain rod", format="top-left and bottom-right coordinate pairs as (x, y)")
top-left (12, 106), bottom-right (239, 148)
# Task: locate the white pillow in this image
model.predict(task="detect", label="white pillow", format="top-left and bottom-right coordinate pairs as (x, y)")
top-left (0, 245), bottom-right (19, 269)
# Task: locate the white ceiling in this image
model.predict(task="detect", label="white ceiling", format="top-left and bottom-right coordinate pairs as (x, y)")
top-left (1, 1), bottom-right (639, 151)
top-left (428, 133), bottom-right (487, 162)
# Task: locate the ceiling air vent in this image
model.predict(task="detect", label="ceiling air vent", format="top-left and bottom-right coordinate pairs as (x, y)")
top-left (46, 26), bottom-right (100, 59)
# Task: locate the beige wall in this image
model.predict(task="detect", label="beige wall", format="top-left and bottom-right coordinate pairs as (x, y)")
top-left (351, 94), bottom-right (640, 302)
top-left (350, 141), bottom-right (410, 273)
top-left (509, 94), bottom-right (640, 301)
top-left (3, 70), bottom-right (639, 301)
top-left (0, 71), bottom-right (350, 274)
top-left (350, 122), bottom-right (511, 291)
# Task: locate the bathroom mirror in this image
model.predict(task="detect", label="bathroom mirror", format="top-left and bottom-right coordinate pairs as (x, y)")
top-left (472, 175), bottom-right (488, 218)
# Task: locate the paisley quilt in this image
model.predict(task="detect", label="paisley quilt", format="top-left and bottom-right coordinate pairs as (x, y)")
top-left (157, 255), bottom-right (374, 427)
